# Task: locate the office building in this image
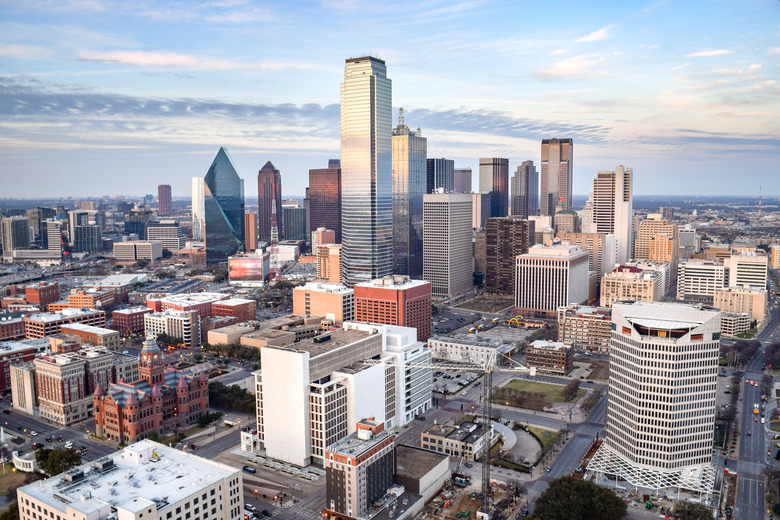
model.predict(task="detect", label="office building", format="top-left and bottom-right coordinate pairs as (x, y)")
top-left (677, 259), bottom-right (726, 302)
top-left (428, 334), bottom-right (514, 364)
top-left (124, 209), bottom-right (151, 239)
top-left (0, 341), bottom-right (36, 394)
top-left (471, 192), bottom-right (491, 230)
top-left (557, 304), bottom-right (612, 353)
top-left (354, 276), bottom-right (432, 341)
top-left (146, 220), bottom-right (187, 252)
top-left (293, 282), bottom-right (355, 325)
top-left (203, 147), bottom-right (245, 263)
top-left (16, 441), bottom-right (243, 520)
top-left (529, 215), bottom-right (555, 245)
top-left (211, 298), bottom-right (257, 323)
top-left (771, 244), bottom-right (780, 269)
top-left (113, 240), bottom-right (163, 262)
top-left (557, 232), bottom-right (617, 280)
top-left (325, 420), bottom-right (395, 519)
top-left (112, 307), bottom-right (153, 333)
top-left (721, 313), bottom-right (752, 337)
top-left (309, 160), bottom-right (342, 243)
top-left (191, 176), bottom-right (206, 241)
top-left (511, 160), bottom-right (539, 218)
top-left (157, 184), bottom-right (172, 216)
top-left (25, 281), bottom-right (59, 311)
top-left (473, 231), bottom-right (486, 276)
top-left (421, 420), bottom-right (494, 462)
top-left (540, 138), bottom-right (574, 216)
top-left (600, 265), bottom-right (663, 307)
top-left (0, 317), bottom-right (25, 342)
top-left (60, 323), bottom-right (120, 351)
top-left (95, 336), bottom-right (210, 444)
top-left (71, 223), bottom-right (101, 253)
top-left (484, 217), bottom-right (534, 295)
top-left (25, 207), bottom-right (55, 245)
top-left (554, 210), bottom-right (578, 234)
top-left (623, 259), bottom-right (672, 296)
top-left (634, 214), bottom-right (678, 274)
top-left (391, 109), bottom-right (426, 278)
top-left (317, 244), bottom-right (342, 283)
top-left (426, 158), bottom-right (454, 193)
top-left (724, 250), bottom-right (768, 288)
top-left (423, 193), bottom-right (473, 299)
top-left (282, 205), bottom-right (307, 242)
top-left (453, 167), bottom-right (472, 193)
top-left (45, 220), bottom-right (64, 256)
top-left (587, 166), bottom-right (633, 263)
top-left (340, 56), bottom-right (393, 286)
top-left (144, 310), bottom-right (200, 348)
top-left (258, 160), bottom-right (283, 243)
top-left (243, 211), bottom-right (257, 252)
top-left (588, 301), bottom-right (720, 494)
top-left (515, 244), bottom-right (589, 318)
top-left (251, 323), bottom-right (431, 466)
top-left (479, 157), bottom-right (509, 218)
top-left (24, 308), bottom-right (106, 339)
top-left (679, 226), bottom-right (699, 260)
top-left (526, 340), bottom-right (573, 376)
top-left (1, 216), bottom-right (32, 252)
top-left (713, 286), bottom-right (767, 325)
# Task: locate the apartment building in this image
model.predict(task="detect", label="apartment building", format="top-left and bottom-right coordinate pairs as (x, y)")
top-left (557, 304), bottom-right (612, 353)
top-left (600, 265), bottom-right (662, 307)
top-left (24, 308), bottom-right (106, 339)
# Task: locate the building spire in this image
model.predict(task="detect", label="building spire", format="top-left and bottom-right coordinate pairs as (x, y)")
top-left (398, 107), bottom-right (404, 128)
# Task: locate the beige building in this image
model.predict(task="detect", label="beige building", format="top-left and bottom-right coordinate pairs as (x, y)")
top-left (515, 244), bottom-right (590, 318)
top-left (526, 340), bottom-right (573, 375)
top-left (421, 420), bottom-right (492, 461)
top-left (240, 328), bottom-right (296, 349)
top-left (634, 214), bottom-right (678, 276)
top-left (713, 286), bottom-right (767, 325)
top-left (600, 265), bottom-right (662, 307)
top-left (724, 250), bottom-right (768, 288)
top-left (558, 231), bottom-right (617, 279)
top-left (770, 244), bottom-right (780, 269)
top-left (622, 259), bottom-right (672, 295)
top-left (557, 304), bottom-right (612, 353)
top-left (207, 323), bottom-right (257, 345)
top-left (10, 363), bottom-right (36, 415)
top-left (143, 309), bottom-right (200, 348)
top-left (292, 282), bottom-right (354, 325)
top-left (423, 192), bottom-right (473, 299)
top-left (677, 259), bottom-right (727, 302)
top-left (721, 313), bottom-right (751, 337)
top-left (317, 244), bottom-right (342, 283)
top-left (33, 354), bottom-right (92, 426)
top-left (113, 240), bottom-right (163, 262)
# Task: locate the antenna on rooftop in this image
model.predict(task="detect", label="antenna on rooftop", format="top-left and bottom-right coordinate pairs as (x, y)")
top-left (758, 185), bottom-right (762, 219)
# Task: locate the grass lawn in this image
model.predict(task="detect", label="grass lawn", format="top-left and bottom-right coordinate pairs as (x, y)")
top-left (0, 464), bottom-right (28, 499)
top-left (526, 426), bottom-right (560, 450)
top-left (736, 331), bottom-right (756, 339)
top-left (493, 379), bottom-right (585, 411)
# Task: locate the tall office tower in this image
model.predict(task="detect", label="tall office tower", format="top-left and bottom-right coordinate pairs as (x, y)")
top-left (340, 56), bottom-right (393, 286)
top-left (257, 161), bottom-right (283, 243)
top-left (678, 225), bottom-right (699, 261)
top-left (392, 108), bottom-right (427, 278)
top-left (471, 193), bottom-right (491, 231)
top-left (124, 209), bottom-right (152, 238)
top-left (0, 216), bottom-right (32, 252)
top-left (554, 211), bottom-right (578, 234)
top-left (25, 207), bottom-right (55, 244)
top-left (68, 211), bottom-right (101, 253)
top-left (515, 244), bottom-right (589, 318)
top-left (453, 167), bottom-right (472, 193)
top-left (676, 259), bottom-right (727, 302)
top-left (191, 177), bottom-right (205, 241)
top-left (309, 159), bottom-right (342, 243)
top-left (660, 206), bottom-right (674, 221)
top-left (423, 193), bottom-right (473, 299)
top-left (634, 214), bottom-right (678, 276)
top-left (45, 220), bottom-right (64, 257)
top-left (317, 244), bottom-right (342, 283)
top-left (580, 198), bottom-right (594, 233)
top-left (511, 160), bottom-right (539, 218)
top-left (588, 301), bottom-right (719, 495)
top-left (724, 249), bottom-right (768, 288)
top-left (771, 244), bottom-right (780, 269)
top-left (540, 138), bottom-right (574, 216)
top-left (146, 220), bottom-right (187, 252)
top-left (426, 158), bottom-right (454, 193)
top-left (244, 211), bottom-right (257, 251)
top-left (588, 166), bottom-right (633, 264)
top-left (283, 205), bottom-right (307, 241)
top-left (484, 217), bottom-right (534, 295)
top-left (479, 158), bottom-right (509, 218)
top-left (203, 147), bottom-right (245, 263)
top-left (157, 184), bottom-right (172, 216)
top-left (557, 231), bottom-right (617, 280)
top-left (354, 275), bottom-right (432, 341)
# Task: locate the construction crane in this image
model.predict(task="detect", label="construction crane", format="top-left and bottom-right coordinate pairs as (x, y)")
top-left (366, 350), bottom-right (535, 518)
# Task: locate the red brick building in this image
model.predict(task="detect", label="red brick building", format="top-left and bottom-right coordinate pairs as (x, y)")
top-left (0, 342), bottom-right (36, 395)
top-left (112, 307), bottom-right (153, 333)
top-left (94, 336), bottom-right (209, 444)
top-left (25, 281), bottom-right (59, 311)
top-left (211, 298), bottom-right (257, 323)
top-left (24, 308), bottom-right (106, 339)
top-left (0, 317), bottom-right (25, 342)
top-left (354, 276), bottom-right (432, 341)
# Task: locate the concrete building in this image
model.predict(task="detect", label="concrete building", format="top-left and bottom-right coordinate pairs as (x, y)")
top-left (317, 244), bottom-right (342, 283)
top-left (227, 252), bottom-right (271, 287)
top-left (0, 341), bottom-right (36, 394)
top-left (713, 286), bottom-right (767, 326)
top-left (600, 265), bottom-right (663, 307)
top-left (212, 298), bottom-right (257, 323)
top-left (251, 323), bottom-right (431, 466)
top-left (423, 192), bottom-right (473, 300)
top-left (471, 192), bottom-right (491, 231)
top-left (526, 340), bottom-right (573, 375)
top-left (113, 240), bottom-right (163, 262)
top-left (770, 244), bottom-right (780, 269)
top-left (60, 323), bottom-right (120, 351)
top-left (325, 420), bottom-right (395, 519)
top-left (515, 244), bottom-right (589, 318)
top-left (354, 276), bottom-right (432, 341)
top-left (677, 259), bottom-right (727, 302)
top-left (634, 214), bottom-right (678, 275)
top-left (724, 250), bottom-right (768, 288)
top-left (484, 217), bottom-right (534, 295)
top-left (587, 166), bottom-right (633, 263)
top-left (10, 362), bottom-right (36, 414)
top-left (293, 282), bottom-right (354, 325)
top-left (554, 210), bottom-right (578, 234)
top-left (557, 304), bottom-right (612, 353)
top-left (540, 138), bottom-right (574, 216)
top-left (678, 226), bottom-right (699, 260)
top-left (428, 334), bottom-right (514, 364)
top-left (421, 420), bottom-right (493, 461)
top-left (144, 310), bottom-right (200, 348)
top-left (16, 440), bottom-right (243, 520)
top-left (557, 232), bottom-right (616, 280)
top-left (393, 445), bottom-right (450, 503)
top-left (206, 323), bottom-right (256, 346)
top-left (453, 167), bottom-right (472, 193)
top-left (479, 158), bottom-right (509, 218)
top-left (721, 313), bottom-right (751, 337)
top-left (112, 307), bottom-right (153, 333)
top-left (146, 220), bottom-right (187, 252)
top-left (24, 308), bottom-right (106, 339)
top-left (588, 302), bottom-right (720, 494)
top-left (623, 259), bottom-right (672, 296)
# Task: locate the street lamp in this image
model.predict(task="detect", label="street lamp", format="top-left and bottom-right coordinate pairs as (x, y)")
top-left (254, 489), bottom-right (258, 499)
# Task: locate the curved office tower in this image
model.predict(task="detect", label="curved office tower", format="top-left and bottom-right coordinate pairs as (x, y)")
top-left (204, 147), bottom-right (245, 263)
top-left (340, 56), bottom-right (393, 286)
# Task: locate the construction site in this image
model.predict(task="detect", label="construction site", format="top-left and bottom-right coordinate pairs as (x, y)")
top-left (419, 473), bottom-right (526, 520)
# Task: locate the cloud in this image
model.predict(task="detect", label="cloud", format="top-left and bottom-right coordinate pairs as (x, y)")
top-left (686, 49), bottom-right (732, 57)
top-left (0, 44), bottom-right (51, 60)
top-left (537, 55), bottom-right (605, 79)
top-left (76, 50), bottom-right (320, 71)
top-left (576, 25), bottom-right (614, 43)
top-left (768, 48), bottom-right (780, 56)
top-left (550, 48), bottom-right (569, 56)
top-left (671, 63), bottom-right (691, 71)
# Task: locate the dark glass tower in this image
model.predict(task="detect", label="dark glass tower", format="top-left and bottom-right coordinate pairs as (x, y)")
top-left (478, 158), bottom-right (509, 218)
top-left (511, 160), bottom-right (539, 218)
top-left (204, 147), bottom-right (245, 263)
top-left (309, 159), bottom-right (341, 243)
top-left (426, 158), bottom-right (454, 193)
top-left (257, 161), bottom-right (282, 243)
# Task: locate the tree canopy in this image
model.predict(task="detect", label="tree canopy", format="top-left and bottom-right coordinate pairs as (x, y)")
top-left (672, 501), bottom-right (714, 520)
top-left (35, 448), bottom-right (82, 476)
top-left (208, 381), bottom-right (255, 413)
top-left (530, 477), bottom-right (626, 520)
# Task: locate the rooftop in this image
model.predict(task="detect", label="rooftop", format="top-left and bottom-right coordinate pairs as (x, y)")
top-left (113, 306), bottom-right (153, 315)
top-left (154, 292), bottom-right (228, 305)
top-left (529, 340), bottom-right (571, 351)
top-left (0, 340), bottom-right (38, 355)
top-left (213, 298), bottom-right (255, 307)
top-left (26, 308), bottom-right (103, 323)
top-left (297, 282), bottom-right (353, 294)
top-left (429, 334), bottom-right (506, 348)
top-left (327, 426), bottom-right (393, 458)
top-left (424, 421), bottom-right (482, 444)
top-left (394, 445), bottom-right (449, 480)
top-left (273, 328), bottom-right (373, 357)
top-left (61, 323), bottom-right (117, 335)
top-left (355, 276), bottom-right (430, 290)
top-left (18, 441), bottom-right (238, 517)
top-left (97, 274), bottom-right (148, 285)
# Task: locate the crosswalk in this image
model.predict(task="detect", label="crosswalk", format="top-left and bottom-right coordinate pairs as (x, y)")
top-left (287, 505), bottom-right (320, 519)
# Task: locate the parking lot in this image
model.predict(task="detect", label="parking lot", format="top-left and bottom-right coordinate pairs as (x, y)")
top-left (432, 368), bottom-right (482, 395)
top-left (432, 310), bottom-right (480, 335)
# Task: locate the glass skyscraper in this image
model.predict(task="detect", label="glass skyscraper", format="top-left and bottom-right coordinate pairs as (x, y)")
top-left (203, 147), bottom-right (245, 263)
top-left (392, 108), bottom-right (427, 278)
top-left (478, 158), bottom-right (509, 218)
top-left (540, 138), bottom-right (574, 216)
top-left (511, 160), bottom-right (539, 218)
top-left (340, 56), bottom-right (393, 285)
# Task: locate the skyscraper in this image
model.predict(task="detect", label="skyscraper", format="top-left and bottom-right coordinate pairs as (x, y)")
top-left (191, 177), bottom-right (205, 241)
top-left (203, 147), bottom-right (245, 263)
top-left (426, 158), bottom-right (454, 193)
top-left (540, 138), bottom-right (574, 216)
top-left (392, 108), bottom-right (427, 278)
top-left (257, 161), bottom-right (282, 243)
top-left (309, 159), bottom-right (342, 243)
top-left (510, 160), bottom-right (539, 218)
top-left (478, 158), bottom-right (509, 218)
top-left (282, 205), bottom-right (307, 241)
top-left (340, 56), bottom-right (393, 286)
top-left (0, 216), bottom-right (32, 252)
top-left (588, 165), bottom-right (633, 263)
top-left (244, 211), bottom-right (257, 252)
top-left (423, 193), bottom-right (473, 299)
top-left (157, 184), bottom-right (172, 216)
top-left (484, 217), bottom-right (534, 295)
top-left (453, 167), bottom-right (472, 193)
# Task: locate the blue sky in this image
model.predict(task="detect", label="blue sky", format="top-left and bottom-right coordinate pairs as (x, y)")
top-left (1, 0), bottom-right (778, 198)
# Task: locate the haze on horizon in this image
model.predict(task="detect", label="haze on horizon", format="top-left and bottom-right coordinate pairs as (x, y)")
top-left (0, 0), bottom-right (778, 198)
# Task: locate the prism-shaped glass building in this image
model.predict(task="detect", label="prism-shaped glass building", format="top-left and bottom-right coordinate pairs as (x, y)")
top-left (204, 147), bottom-right (245, 263)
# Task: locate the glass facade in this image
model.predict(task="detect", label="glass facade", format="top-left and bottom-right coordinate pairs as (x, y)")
top-left (511, 160), bottom-right (539, 218)
top-left (283, 206), bottom-right (307, 241)
top-left (309, 159), bottom-right (341, 243)
top-left (426, 158), bottom-right (454, 194)
top-left (540, 138), bottom-right (574, 216)
top-left (340, 56), bottom-right (393, 286)
top-left (478, 158), bottom-right (509, 218)
top-left (191, 177), bottom-right (205, 241)
top-left (204, 147), bottom-right (245, 263)
top-left (392, 110), bottom-right (427, 278)
top-left (257, 161), bottom-right (282, 243)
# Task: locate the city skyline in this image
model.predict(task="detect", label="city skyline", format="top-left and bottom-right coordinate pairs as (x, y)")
top-left (1, 0), bottom-right (778, 198)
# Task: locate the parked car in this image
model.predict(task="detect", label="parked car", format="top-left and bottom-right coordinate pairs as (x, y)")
top-left (242, 466), bottom-right (256, 474)
top-left (2, 409), bottom-right (10, 414)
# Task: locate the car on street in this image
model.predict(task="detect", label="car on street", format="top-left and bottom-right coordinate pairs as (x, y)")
top-left (464, 462), bottom-right (473, 468)
top-left (2, 409), bottom-right (10, 414)
top-left (245, 505), bottom-right (256, 512)
top-left (30, 431), bottom-right (37, 436)
top-left (747, 431), bottom-right (752, 436)
top-left (45, 437), bottom-right (53, 442)
top-left (242, 466), bottom-right (256, 474)
top-left (64, 441), bottom-right (73, 448)
top-left (190, 444), bottom-right (199, 450)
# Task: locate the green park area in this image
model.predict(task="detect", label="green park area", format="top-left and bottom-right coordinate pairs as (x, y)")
top-left (493, 379), bottom-right (585, 411)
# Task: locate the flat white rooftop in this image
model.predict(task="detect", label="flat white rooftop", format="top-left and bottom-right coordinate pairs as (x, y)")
top-left (26, 308), bottom-right (102, 323)
top-left (154, 292), bottom-right (228, 305)
top-left (61, 323), bottom-right (117, 335)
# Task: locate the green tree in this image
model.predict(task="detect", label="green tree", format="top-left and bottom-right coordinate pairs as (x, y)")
top-left (672, 501), bottom-right (714, 520)
top-left (35, 448), bottom-right (82, 476)
top-left (208, 381), bottom-right (255, 413)
top-left (146, 430), bottom-right (160, 442)
top-left (162, 249), bottom-right (173, 259)
top-left (530, 476), bottom-right (626, 520)
top-left (0, 501), bottom-right (19, 520)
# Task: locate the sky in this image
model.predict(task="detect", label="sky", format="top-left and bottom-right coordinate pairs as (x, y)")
top-left (1, 0), bottom-right (779, 199)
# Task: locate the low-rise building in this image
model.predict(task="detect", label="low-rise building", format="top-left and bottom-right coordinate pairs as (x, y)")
top-left (60, 323), bottom-right (121, 350)
top-left (525, 340), bottom-right (573, 376)
top-left (713, 286), bottom-right (767, 326)
top-left (15, 440), bottom-right (243, 520)
top-left (557, 304), bottom-right (612, 353)
top-left (113, 240), bottom-right (163, 261)
top-left (24, 308), bottom-right (106, 339)
top-left (721, 313), bottom-right (751, 337)
top-left (0, 316), bottom-right (25, 341)
top-left (0, 341), bottom-right (37, 394)
top-left (24, 281), bottom-right (59, 311)
top-left (112, 306), bottom-right (153, 333)
top-left (427, 335), bottom-right (514, 364)
top-left (144, 310), bottom-right (200, 348)
top-left (600, 265), bottom-right (662, 307)
top-left (207, 323), bottom-right (257, 346)
top-left (292, 282), bottom-right (354, 325)
top-left (354, 276), bottom-right (432, 342)
top-left (211, 298), bottom-right (257, 323)
top-left (67, 288), bottom-right (116, 309)
top-left (420, 420), bottom-right (493, 460)
top-left (393, 445), bottom-right (450, 503)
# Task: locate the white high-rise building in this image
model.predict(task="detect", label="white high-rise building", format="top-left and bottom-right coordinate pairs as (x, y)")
top-left (588, 301), bottom-right (720, 494)
top-left (677, 259), bottom-right (727, 302)
top-left (724, 249), bottom-right (768, 288)
top-left (340, 56), bottom-right (393, 286)
top-left (587, 166), bottom-right (633, 263)
top-left (515, 244), bottom-right (589, 318)
top-left (423, 192), bottom-right (473, 299)
top-left (191, 176), bottom-right (205, 242)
